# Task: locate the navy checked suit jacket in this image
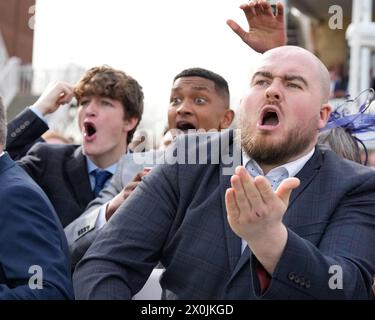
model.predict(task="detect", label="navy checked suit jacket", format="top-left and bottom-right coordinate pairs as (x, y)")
top-left (73, 130), bottom-right (375, 299)
top-left (0, 153), bottom-right (74, 299)
top-left (6, 108), bottom-right (94, 227)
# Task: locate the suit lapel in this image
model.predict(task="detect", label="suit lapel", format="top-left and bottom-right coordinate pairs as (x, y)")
top-left (65, 146), bottom-right (93, 208)
top-left (219, 129), bottom-right (242, 272)
top-left (220, 172), bottom-right (242, 272)
top-left (288, 147), bottom-right (323, 207)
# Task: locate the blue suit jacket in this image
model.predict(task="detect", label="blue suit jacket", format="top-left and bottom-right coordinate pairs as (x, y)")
top-left (0, 152), bottom-right (74, 299)
top-left (73, 130), bottom-right (375, 299)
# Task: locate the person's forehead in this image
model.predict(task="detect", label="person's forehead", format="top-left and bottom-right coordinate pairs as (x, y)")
top-left (80, 94), bottom-right (117, 100)
top-left (257, 54), bottom-right (313, 76)
top-left (172, 76), bottom-right (215, 91)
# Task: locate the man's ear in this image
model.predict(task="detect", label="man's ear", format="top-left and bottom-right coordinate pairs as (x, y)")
top-left (124, 117), bottom-right (139, 132)
top-left (318, 103), bottom-right (332, 129)
top-left (220, 109), bottom-right (235, 129)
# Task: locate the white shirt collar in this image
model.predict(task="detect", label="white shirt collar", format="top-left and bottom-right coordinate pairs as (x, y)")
top-left (242, 147), bottom-right (315, 178)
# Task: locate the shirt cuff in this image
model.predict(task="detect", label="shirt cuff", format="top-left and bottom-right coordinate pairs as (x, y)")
top-left (95, 203), bottom-right (109, 230)
top-left (29, 105), bottom-right (48, 125)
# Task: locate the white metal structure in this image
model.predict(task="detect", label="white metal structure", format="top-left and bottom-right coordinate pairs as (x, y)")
top-left (0, 57), bottom-right (21, 108)
top-left (0, 32), bottom-right (21, 109)
top-left (346, 0), bottom-right (375, 97)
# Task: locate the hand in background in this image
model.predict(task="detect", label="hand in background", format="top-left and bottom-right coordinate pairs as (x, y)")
top-left (105, 168), bottom-right (151, 221)
top-left (227, 0), bottom-right (286, 53)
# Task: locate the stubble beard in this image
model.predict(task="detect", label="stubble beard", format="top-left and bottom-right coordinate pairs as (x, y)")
top-left (240, 118), bottom-right (318, 166)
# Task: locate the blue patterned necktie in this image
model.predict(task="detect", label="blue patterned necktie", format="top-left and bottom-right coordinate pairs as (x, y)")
top-left (92, 169), bottom-right (112, 197)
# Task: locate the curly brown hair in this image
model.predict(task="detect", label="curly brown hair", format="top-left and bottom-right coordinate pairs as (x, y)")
top-left (74, 66), bottom-right (144, 144)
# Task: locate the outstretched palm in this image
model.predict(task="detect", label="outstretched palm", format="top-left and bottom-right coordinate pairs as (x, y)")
top-left (227, 1), bottom-right (286, 53)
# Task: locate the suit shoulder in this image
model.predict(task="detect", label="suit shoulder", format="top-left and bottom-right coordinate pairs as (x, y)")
top-left (27, 142), bottom-right (79, 156)
top-left (177, 129), bottom-right (232, 148)
top-left (0, 168), bottom-right (58, 229)
top-left (323, 149), bottom-right (375, 181)
top-left (171, 129), bottom-right (235, 164)
top-left (0, 173), bottom-right (47, 203)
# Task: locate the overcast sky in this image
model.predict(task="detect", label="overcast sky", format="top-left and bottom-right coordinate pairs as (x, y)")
top-left (33, 0), bottom-right (261, 137)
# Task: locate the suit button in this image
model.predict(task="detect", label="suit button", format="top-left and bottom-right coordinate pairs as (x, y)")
top-left (20, 124), bottom-right (25, 129)
top-left (15, 128), bottom-right (21, 133)
top-left (299, 278), bottom-right (305, 287)
top-left (25, 120), bottom-right (30, 126)
top-left (305, 280), bottom-right (311, 288)
top-left (294, 276), bottom-right (300, 284)
top-left (288, 272), bottom-right (295, 281)
top-left (11, 132), bottom-right (16, 138)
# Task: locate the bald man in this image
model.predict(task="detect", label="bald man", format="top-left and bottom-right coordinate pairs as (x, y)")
top-left (74, 45), bottom-right (375, 299)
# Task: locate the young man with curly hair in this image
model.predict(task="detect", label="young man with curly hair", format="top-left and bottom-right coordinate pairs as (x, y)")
top-left (6, 66), bottom-right (144, 227)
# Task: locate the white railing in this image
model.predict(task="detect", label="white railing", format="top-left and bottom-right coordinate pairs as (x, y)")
top-left (347, 0), bottom-right (375, 98)
top-left (18, 64), bottom-right (86, 95)
top-left (0, 57), bottom-right (21, 109)
top-left (0, 31), bottom-right (20, 108)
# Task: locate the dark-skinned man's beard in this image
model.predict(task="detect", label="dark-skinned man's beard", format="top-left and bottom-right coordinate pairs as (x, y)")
top-left (240, 117), bottom-right (319, 166)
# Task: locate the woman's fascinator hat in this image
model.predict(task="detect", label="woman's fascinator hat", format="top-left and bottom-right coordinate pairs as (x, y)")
top-left (321, 88), bottom-right (375, 165)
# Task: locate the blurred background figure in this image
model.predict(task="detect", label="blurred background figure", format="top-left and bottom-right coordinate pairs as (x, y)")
top-left (318, 127), bottom-right (361, 164)
top-left (329, 64), bottom-right (348, 99)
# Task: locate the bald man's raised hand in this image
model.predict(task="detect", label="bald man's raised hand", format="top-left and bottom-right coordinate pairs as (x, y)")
top-left (225, 166), bottom-right (300, 273)
top-left (227, 0), bottom-right (286, 53)
top-left (225, 166), bottom-right (300, 244)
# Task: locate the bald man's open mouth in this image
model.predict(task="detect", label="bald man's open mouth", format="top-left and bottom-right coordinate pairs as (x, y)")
top-left (257, 107), bottom-right (281, 131)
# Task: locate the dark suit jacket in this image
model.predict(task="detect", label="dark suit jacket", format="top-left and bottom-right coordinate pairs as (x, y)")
top-left (0, 152), bottom-right (74, 299)
top-left (6, 108), bottom-right (48, 160)
top-left (6, 108), bottom-right (94, 227)
top-left (73, 130), bottom-right (375, 299)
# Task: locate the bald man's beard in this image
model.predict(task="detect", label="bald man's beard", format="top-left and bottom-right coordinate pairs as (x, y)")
top-left (240, 118), bottom-right (318, 166)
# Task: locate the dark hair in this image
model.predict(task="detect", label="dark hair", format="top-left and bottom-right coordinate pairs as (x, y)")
top-left (74, 65), bottom-right (144, 144)
top-left (0, 97), bottom-right (6, 149)
top-left (318, 127), bottom-right (361, 164)
top-left (173, 67), bottom-right (230, 105)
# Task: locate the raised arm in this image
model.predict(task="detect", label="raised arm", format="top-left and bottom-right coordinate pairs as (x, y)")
top-left (6, 81), bottom-right (74, 159)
